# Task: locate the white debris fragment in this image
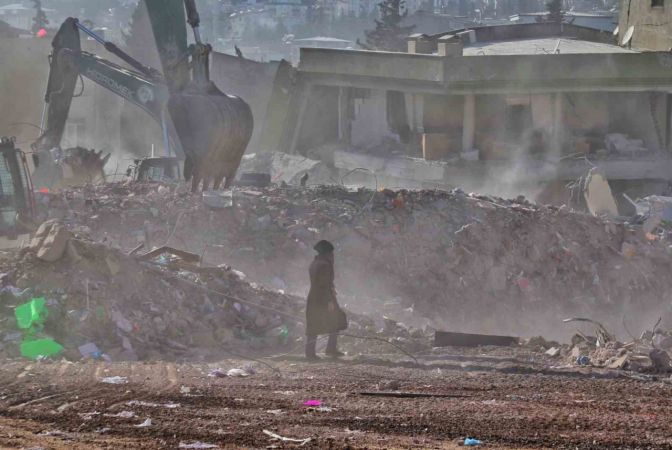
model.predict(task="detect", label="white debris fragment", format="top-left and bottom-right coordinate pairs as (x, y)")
top-left (104, 411), bottom-right (136, 418)
top-left (179, 442), bottom-right (220, 449)
top-left (100, 376), bottom-right (128, 384)
top-left (263, 429), bottom-right (312, 446)
top-left (226, 368), bottom-right (249, 377)
top-left (135, 418), bottom-right (152, 428)
top-left (126, 400), bottom-right (180, 409)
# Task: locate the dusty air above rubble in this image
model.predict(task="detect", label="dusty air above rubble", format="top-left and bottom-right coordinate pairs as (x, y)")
top-left (3, 0), bottom-right (672, 448)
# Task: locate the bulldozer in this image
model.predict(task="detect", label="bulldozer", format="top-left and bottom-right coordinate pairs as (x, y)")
top-left (32, 0), bottom-right (253, 192)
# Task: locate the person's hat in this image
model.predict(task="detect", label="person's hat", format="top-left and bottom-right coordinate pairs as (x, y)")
top-left (313, 240), bottom-right (335, 254)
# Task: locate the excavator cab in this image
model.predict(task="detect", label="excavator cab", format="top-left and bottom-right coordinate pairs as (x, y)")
top-left (0, 137), bottom-right (35, 238)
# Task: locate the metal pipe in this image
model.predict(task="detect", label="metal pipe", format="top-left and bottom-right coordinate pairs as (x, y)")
top-left (74, 20), bottom-right (105, 45)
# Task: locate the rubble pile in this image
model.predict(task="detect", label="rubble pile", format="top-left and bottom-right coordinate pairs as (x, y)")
top-left (0, 222), bottom-right (304, 361)
top-left (39, 182), bottom-right (672, 339)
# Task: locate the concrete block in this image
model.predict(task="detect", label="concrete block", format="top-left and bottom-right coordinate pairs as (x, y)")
top-left (31, 220), bottom-right (72, 262)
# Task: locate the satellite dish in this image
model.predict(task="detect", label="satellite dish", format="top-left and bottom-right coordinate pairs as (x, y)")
top-left (621, 25), bottom-right (635, 46)
top-left (613, 25), bottom-right (619, 36)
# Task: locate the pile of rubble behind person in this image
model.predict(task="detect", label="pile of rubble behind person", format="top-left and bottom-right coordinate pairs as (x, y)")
top-left (0, 219), bottom-right (304, 362)
top-left (37, 182), bottom-right (672, 341)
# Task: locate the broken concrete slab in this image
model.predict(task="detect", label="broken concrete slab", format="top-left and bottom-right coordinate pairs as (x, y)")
top-left (607, 354), bottom-right (629, 370)
top-left (545, 347), bottom-right (561, 357)
top-left (583, 168), bottom-right (618, 217)
top-left (30, 220), bottom-right (72, 262)
top-left (238, 152), bottom-right (334, 186)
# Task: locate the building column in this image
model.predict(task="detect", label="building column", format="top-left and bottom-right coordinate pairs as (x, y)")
top-left (413, 94), bottom-right (424, 133)
top-left (462, 93), bottom-right (475, 152)
top-left (337, 87), bottom-right (351, 144)
top-left (288, 84), bottom-right (312, 155)
top-left (553, 92), bottom-right (564, 151)
top-left (665, 93), bottom-right (672, 152)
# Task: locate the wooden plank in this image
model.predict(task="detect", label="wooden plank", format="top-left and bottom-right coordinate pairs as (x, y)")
top-left (434, 331), bottom-right (519, 348)
top-left (359, 391), bottom-right (469, 398)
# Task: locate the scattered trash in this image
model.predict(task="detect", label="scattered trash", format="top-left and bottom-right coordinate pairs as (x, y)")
top-left (263, 429), bottom-right (312, 446)
top-left (576, 355), bottom-right (591, 366)
top-left (464, 437), bottom-right (482, 446)
top-left (135, 418), bottom-right (152, 428)
top-left (126, 400), bottom-right (180, 409)
top-left (20, 339), bottom-right (64, 360)
top-left (545, 347), bottom-right (561, 357)
top-left (208, 368), bottom-right (227, 378)
top-left (180, 386), bottom-right (192, 395)
top-left (104, 411), bottom-right (136, 418)
top-left (227, 368), bottom-right (250, 378)
top-left (15, 298), bottom-right (48, 330)
top-left (314, 406), bottom-right (334, 412)
top-left (303, 400), bottom-right (322, 407)
top-left (100, 376), bottom-right (128, 384)
top-left (79, 411), bottom-right (101, 420)
top-left (266, 409), bottom-right (284, 415)
top-left (179, 442), bottom-right (219, 449)
top-left (78, 342), bottom-right (110, 361)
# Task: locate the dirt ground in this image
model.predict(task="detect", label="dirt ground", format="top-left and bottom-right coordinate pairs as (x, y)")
top-left (0, 350), bottom-right (670, 449)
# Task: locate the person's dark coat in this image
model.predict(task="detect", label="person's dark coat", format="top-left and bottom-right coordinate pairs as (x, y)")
top-left (306, 254), bottom-right (347, 336)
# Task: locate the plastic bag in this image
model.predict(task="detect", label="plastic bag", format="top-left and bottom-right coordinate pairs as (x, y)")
top-left (15, 298), bottom-right (48, 330)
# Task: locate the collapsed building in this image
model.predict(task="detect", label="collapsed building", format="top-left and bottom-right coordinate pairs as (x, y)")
top-left (261, 22), bottom-right (672, 211)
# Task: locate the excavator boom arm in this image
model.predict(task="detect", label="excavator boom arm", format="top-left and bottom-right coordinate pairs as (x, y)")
top-left (34, 18), bottom-right (169, 153)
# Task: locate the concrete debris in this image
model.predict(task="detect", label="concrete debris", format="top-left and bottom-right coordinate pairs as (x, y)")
top-left (0, 226), bottom-right (304, 361)
top-left (100, 376), bottom-right (128, 384)
top-left (545, 347), bottom-right (561, 357)
top-left (29, 219), bottom-right (72, 262)
top-left (583, 168), bottom-right (618, 217)
top-left (604, 133), bottom-right (648, 156)
top-left (631, 195), bottom-right (672, 237)
top-left (26, 181), bottom-right (672, 342)
top-left (561, 325), bottom-right (672, 374)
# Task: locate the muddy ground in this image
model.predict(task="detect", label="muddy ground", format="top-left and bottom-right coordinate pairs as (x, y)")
top-left (0, 350), bottom-right (670, 449)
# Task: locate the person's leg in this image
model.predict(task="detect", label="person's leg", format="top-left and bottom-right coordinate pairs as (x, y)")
top-left (305, 335), bottom-right (318, 359)
top-left (325, 334), bottom-right (344, 357)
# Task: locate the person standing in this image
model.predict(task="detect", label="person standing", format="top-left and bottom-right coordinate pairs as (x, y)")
top-left (305, 240), bottom-right (347, 360)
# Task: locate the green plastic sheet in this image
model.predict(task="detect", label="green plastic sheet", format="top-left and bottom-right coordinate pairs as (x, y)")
top-left (14, 298), bottom-right (63, 359)
top-left (20, 339), bottom-right (64, 359)
top-left (15, 298), bottom-right (48, 330)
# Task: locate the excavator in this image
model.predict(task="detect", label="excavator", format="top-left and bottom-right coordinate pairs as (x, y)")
top-left (32, 0), bottom-right (253, 192)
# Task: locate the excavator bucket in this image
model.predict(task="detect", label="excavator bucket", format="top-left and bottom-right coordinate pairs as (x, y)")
top-left (146, 0), bottom-right (253, 191)
top-left (167, 82), bottom-right (253, 191)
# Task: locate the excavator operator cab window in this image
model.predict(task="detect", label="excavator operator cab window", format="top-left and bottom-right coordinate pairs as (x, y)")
top-left (0, 149), bottom-right (18, 232)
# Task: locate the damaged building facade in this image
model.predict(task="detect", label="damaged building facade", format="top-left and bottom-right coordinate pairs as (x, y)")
top-left (618, 0), bottom-right (672, 51)
top-left (264, 22), bottom-right (672, 209)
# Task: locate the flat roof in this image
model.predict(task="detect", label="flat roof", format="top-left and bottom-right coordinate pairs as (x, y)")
top-left (293, 36), bottom-right (353, 43)
top-left (463, 37), bottom-right (636, 55)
